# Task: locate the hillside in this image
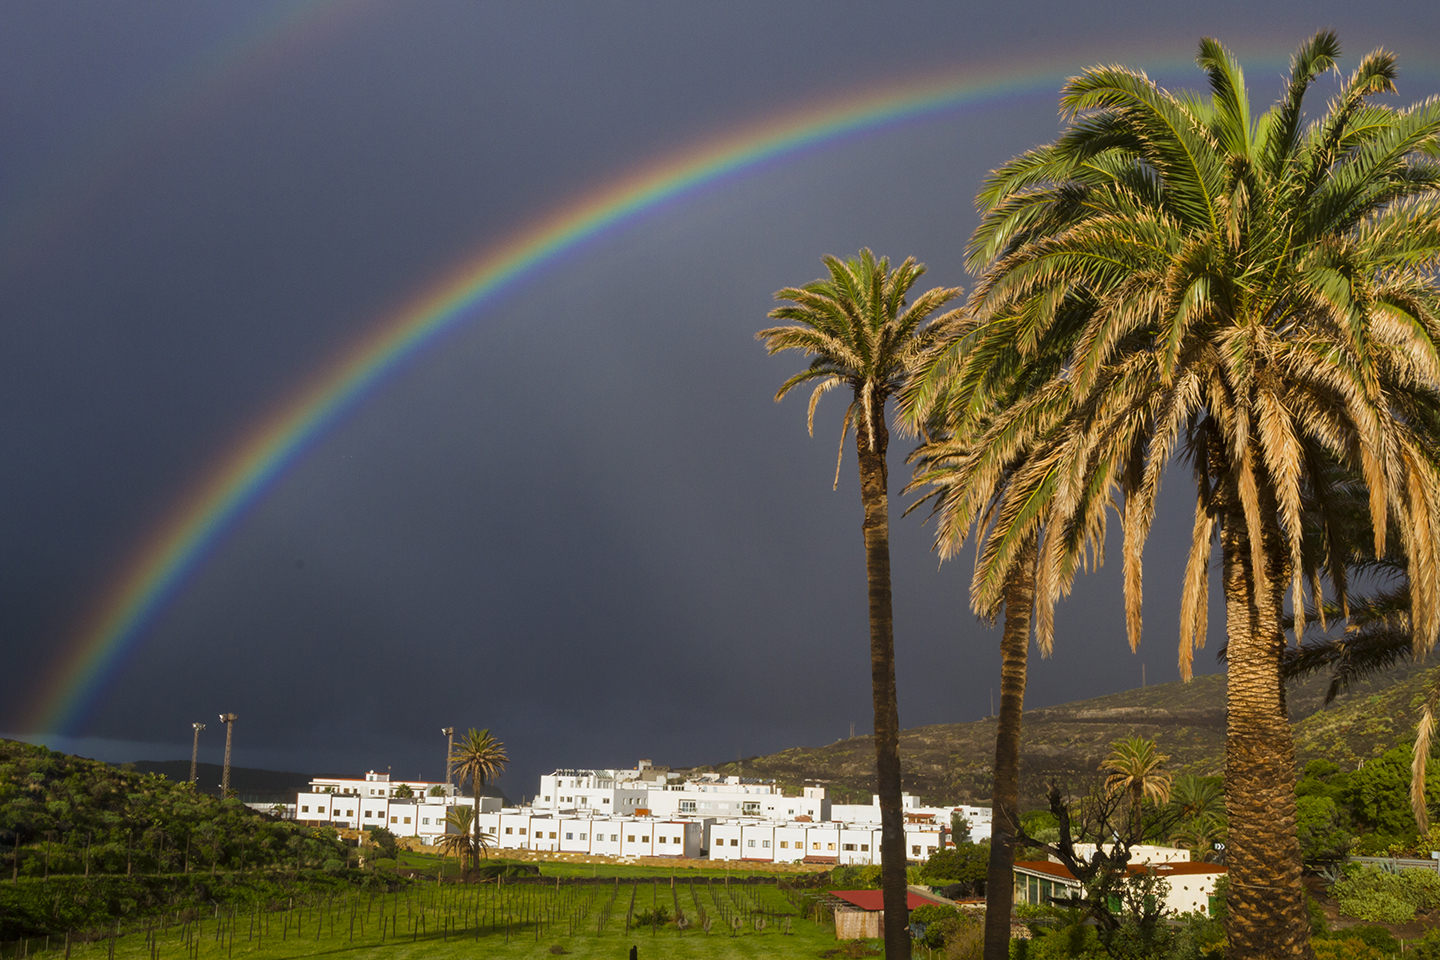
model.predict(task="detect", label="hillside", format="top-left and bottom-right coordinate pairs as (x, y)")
top-left (687, 661), bottom-right (1438, 808)
top-left (121, 761), bottom-right (313, 801)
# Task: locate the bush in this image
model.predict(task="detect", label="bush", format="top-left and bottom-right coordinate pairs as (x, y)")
top-left (1326, 926), bottom-right (1400, 956)
top-left (630, 906), bottom-right (671, 928)
top-left (1313, 939), bottom-right (1384, 960)
top-left (1333, 867), bottom-right (1417, 924)
top-left (1410, 927), bottom-right (1440, 960)
top-left (1401, 867), bottom-right (1440, 910)
top-left (321, 859), bottom-right (345, 874)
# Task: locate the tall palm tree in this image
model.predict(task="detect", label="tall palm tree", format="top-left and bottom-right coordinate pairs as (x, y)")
top-left (449, 728), bottom-right (507, 870)
top-left (759, 249), bottom-right (960, 960)
top-left (960, 33), bottom-right (1440, 958)
top-left (1101, 736), bottom-right (1173, 838)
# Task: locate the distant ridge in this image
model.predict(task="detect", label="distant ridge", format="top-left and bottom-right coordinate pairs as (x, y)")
top-left (116, 761), bottom-right (513, 806)
top-left (686, 661), bottom-right (1435, 808)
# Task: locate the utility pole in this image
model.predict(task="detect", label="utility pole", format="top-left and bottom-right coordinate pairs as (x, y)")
top-left (441, 727), bottom-right (454, 791)
top-left (189, 723), bottom-right (206, 784)
top-left (218, 713), bottom-right (238, 797)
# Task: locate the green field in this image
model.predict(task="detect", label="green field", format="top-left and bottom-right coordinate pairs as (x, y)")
top-left (3, 878), bottom-right (878, 960)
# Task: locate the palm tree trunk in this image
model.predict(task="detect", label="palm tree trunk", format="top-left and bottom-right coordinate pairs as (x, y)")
top-left (1221, 500), bottom-right (1312, 960)
top-left (855, 413), bottom-right (909, 960)
top-left (983, 546), bottom-right (1035, 960)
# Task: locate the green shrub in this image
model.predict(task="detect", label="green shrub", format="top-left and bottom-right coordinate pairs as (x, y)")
top-left (1333, 867), bottom-right (1417, 923)
top-left (630, 906), bottom-right (671, 928)
top-left (1409, 927), bottom-right (1440, 960)
top-left (1327, 926), bottom-right (1400, 956)
top-left (1313, 939), bottom-right (1384, 960)
top-left (321, 859), bottom-right (344, 874)
top-left (1400, 867), bottom-right (1440, 910)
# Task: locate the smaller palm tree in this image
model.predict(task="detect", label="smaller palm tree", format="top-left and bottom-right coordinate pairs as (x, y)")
top-left (1101, 737), bottom-right (1172, 839)
top-left (437, 806), bottom-right (491, 870)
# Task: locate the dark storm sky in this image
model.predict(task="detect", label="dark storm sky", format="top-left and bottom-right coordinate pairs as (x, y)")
top-left (4, 1), bottom-right (1440, 798)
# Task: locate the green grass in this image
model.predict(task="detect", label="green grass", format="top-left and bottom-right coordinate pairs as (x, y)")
top-left (8, 879), bottom-right (867, 960)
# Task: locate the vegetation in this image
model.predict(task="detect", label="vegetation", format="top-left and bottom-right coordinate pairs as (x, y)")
top-left (758, 248), bottom-right (960, 960)
top-left (1, 876), bottom-right (833, 960)
top-left (0, 740), bottom-right (347, 885)
top-left (447, 729), bottom-right (506, 872)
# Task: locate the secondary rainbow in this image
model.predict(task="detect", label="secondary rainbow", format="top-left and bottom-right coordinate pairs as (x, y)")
top-left (28, 50), bottom-right (1284, 735)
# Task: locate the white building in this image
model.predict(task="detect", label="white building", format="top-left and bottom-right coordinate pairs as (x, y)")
top-left (1014, 859), bottom-right (1225, 916)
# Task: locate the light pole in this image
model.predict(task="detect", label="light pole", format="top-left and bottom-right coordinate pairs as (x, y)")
top-left (441, 727), bottom-right (454, 792)
top-left (218, 713), bottom-right (238, 797)
top-left (189, 723), bottom-right (206, 784)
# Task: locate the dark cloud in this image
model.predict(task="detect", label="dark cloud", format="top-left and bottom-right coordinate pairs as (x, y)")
top-left (3, 1), bottom-right (1439, 795)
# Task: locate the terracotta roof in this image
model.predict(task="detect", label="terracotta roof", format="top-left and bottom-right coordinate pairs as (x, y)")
top-left (1014, 860), bottom-right (1226, 882)
top-left (832, 890), bottom-right (938, 911)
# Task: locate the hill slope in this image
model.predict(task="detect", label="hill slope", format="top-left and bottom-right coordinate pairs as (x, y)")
top-left (688, 661), bottom-right (1436, 807)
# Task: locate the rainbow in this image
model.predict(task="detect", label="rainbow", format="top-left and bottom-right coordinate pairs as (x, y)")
top-left (25, 45), bottom-right (1340, 734)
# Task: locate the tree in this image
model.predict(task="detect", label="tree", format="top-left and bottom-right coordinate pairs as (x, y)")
top-left (448, 728), bottom-right (507, 869)
top-left (959, 33), bottom-right (1440, 958)
top-left (436, 805), bottom-right (491, 871)
top-left (1102, 737), bottom-right (1173, 837)
top-left (392, 783), bottom-right (413, 799)
top-left (759, 249), bottom-right (960, 960)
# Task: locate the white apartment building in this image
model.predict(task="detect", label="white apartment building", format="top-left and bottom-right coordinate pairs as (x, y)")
top-left (296, 763), bottom-right (986, 866)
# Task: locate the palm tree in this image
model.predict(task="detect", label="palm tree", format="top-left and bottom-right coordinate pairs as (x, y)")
top-left (437, 805), bottom-right (491, 870)
top-left (960, 33), bottom-right (1440, 958)
top-left (449, 728), bottom-right (507, 870)
top-left (758, 249), bottom-right (960, 960)
top-left (1101, 736), bottom-right (1173, 838)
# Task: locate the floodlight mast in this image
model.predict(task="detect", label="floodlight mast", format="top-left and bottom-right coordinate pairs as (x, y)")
top-left (218, 713), bottom-right (239, 796)
top-left (441, 727), bottom-right (454, 791)
top-left (189, 723), bottom-right (206, 784)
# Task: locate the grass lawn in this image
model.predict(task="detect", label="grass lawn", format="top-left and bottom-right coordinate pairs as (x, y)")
top-left (21, 878), bottom-right (877, 960)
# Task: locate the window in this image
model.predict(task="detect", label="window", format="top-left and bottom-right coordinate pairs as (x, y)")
top-left (812, 843), bottom-right (820, 850)
top-left (843, 843), bottom-right (856, 851)
top-left (628, 835), bottom-right (636, 843)
top-left (505, 827), bottom-right (513, 835)
top-left (674, 837), bottom-right (682, 845)
top-left (659, 836), bottom-right (668, 844)
top-left (603, 798), bottom-right (610, 804)
top-left (640, 836), bottom-right (648, 842)
top-left (549, 832), bottom-right (557, 839)
top-left (404, 817), bottom-right (411, 824)
top-left (679, 801), bottom-right (696, 812)
top-left (828, 843), bottom-right (836, 850)
top-left (301, 806), bottom-right (309, 813)
top-left (346, 810), bottom-right (353, 816)
top-left (580, 833), bottom-right (587, 841)
top-left (861, 844), bottom-right (869, 852)
top-left (391, 816), bottom-right (398, 823)
top-left (731, 839), bottom-right (739, 846)
top-left (611, 834), bottom-right (618, 842)
top-left (519, 828), bottom-right (527, 836)
top-left (544, 796), bottom-right (550, 801)
top-left (746, 839), bottom-right (755, 848)
top-left (566, 833), bottom-right (574, 840)
top-left (779, 841), bottom-right (788, 849)
top-left (762, 840), bottom-right (771, 848)
top-left (422, 818), bottom-right (430, 825)
top-left (912, 845), bottom-right (921, 856)
top-left (927, 846), bottom-right (936, 855)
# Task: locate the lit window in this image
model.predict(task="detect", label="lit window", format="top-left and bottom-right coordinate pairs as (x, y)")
top-left (843, 843), bottom-right (856, 851)
top-left (779, 841), bottom-right (788, 849)
top-left (828, 843), bottom-right (836, 850)
top-left (519, 829), bottom-right (526, 836)
top-left (812, 843), bottom-right (820, 850)
top-left (640, 836), bottom-right (648, 842)
top-left (404, 817), bottom-right (411, 824)
top-left (549, 832), bottom-right (557, 839)
top-left (628, 835), bottom-right (636, 843)
top-left (505, 828), bottom-right (513, 835)
top-left (391, 817), bottom-right (397, 823)
top-left (301, 806), bottom-right (309, 813)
